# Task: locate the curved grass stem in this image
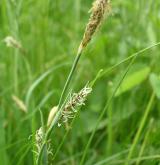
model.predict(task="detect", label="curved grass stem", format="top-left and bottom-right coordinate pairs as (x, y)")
top-left (37, 49), bottom-right (82, 165)
top-left (79, 42), bottom-right (160, 165)
top-left (125, 93), bottom-right (155, 165)
top-left (79, 46), bottom-right (139, 165)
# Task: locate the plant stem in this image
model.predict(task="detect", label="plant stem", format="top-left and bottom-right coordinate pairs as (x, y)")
top-left (125, 93), bottom-right (155, 165)
top-left (107, 100), bottom-right (113, 155)
top-left (52, 112), bottom-right (78, 161)
top-left (94, 42), bottom-right (160, 84)
top-left (136, 118), bottom-right (154, 165)
top-left (37, 48), bottom-right (83, 164)
top-left (79, 42), bottom-right (160, 164)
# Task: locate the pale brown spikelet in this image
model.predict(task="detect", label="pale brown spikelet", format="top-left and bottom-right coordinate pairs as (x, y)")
top-left (47, 106), bottom-right (58, 127)
top-left (4, 36), bottom-right (26, 54)
top-left (79, 0), bottom-right (111, 52)
top-left (12, 95), bottom-right (27, 113)
top-left (4, 36), bottom-right (22, 49)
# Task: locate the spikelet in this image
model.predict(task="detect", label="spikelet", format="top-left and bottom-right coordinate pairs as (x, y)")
top-left (4, 36), bottom-right (22, 49)
top-left (4, 36), bottom-right (26, 54)
top-left (12, 95), bottom-right (27, 113)
top-left (58, 85), bottom-right (92, 127)
top-left (33, 127), bottom-right (53, 162)
top-left (79, 0), bottom-right (111, 52)
top-left (35, 127), bottom-right (44, 153)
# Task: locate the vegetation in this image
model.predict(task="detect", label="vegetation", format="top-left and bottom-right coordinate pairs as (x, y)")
top-left (0, 0), bottom-right (160, 165)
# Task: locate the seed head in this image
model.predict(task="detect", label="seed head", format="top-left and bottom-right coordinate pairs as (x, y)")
top-left (4, 36), bottom-right (22, 49)
top-left (79, 0), bottom-right (111, 51)
top-left (12, 95), bottom-right (27, 113)
top-left (4, 36), bottom-right (26, 54)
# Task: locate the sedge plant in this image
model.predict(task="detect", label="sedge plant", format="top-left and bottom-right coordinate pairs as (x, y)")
top-left (36, 0), bottom-right (111, 164)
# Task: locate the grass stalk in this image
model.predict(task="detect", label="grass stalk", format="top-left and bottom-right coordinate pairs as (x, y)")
top-left (37, 1), bottom-right (111, 163)
top-left (14, 50), bottom-right (18, 94)
top-left (135, 118), bottom-right (154, 165)
top-left (95, 42), bottom-right (160, 83)
top-left (79, 44), bottom-right (146, 165)
top-left (124, 93), bottom-right (155, 165)
top-left (107, 100), bottom-right (113, 155)
top-left (37, 49), bottom-right (82, 164)
top-left (52, 113), bottom-right (78, 161)
top-left (110, 155), bottom-right (160, 165)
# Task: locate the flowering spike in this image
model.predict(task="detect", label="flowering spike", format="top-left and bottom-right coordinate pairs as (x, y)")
top-left (58, 85), bottom-right (92, 125)
top-left (79, 0), bottom-right (111, 51)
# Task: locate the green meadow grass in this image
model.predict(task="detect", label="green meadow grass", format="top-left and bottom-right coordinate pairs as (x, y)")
top-left (0, 0), bottom-right (160, 164)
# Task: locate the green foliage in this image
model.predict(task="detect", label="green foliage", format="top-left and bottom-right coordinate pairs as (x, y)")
top-left (0, 0), bottom-right (160, 165)
top-left (150, 73), bottom-right (160, 99)
top-left (116, 66), bottom-right (151, 96)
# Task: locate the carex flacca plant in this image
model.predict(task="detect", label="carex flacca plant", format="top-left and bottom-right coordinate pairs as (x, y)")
top-left (36, 0), bottom-right (111, 164)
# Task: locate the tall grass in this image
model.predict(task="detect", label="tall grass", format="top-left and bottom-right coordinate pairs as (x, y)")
top-left (0, 0), bottom-right (160, 165)
top-left (37, 0), bottom-right (110, 163)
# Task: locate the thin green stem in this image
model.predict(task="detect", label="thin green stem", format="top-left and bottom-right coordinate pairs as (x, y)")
top-left (37, 49), bottom-right (82, 164)
top-left (79, 42), bottom-right (160, 164)
top-left (91, 42), bottom-right (160, 87)
top-left (47, 50), bottom-right (82, 138)
top-left (39, 110), bottom-right (48, 165)
top-left (80, 45), bottom-right (143, 165)
top-left (107, 100), bottom-right (113, 155)
top-left (125, 93), bottom-right (155, 165)
top-left (136, 118), bottom-right (154, 165)
top-left (52, 114), bottom-right (77, 161)
top-left (14, 50), bottom-right (18, 94)
top-left (110, 155), bottom-right (160, 165)
top-left (58, 51), bottom-right (82, 110)
top-left (94, 149), bottom-right (129, 165)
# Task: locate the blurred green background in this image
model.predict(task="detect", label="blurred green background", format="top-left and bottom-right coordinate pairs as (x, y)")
top-left (0, 0), bottom-right (160, 164)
